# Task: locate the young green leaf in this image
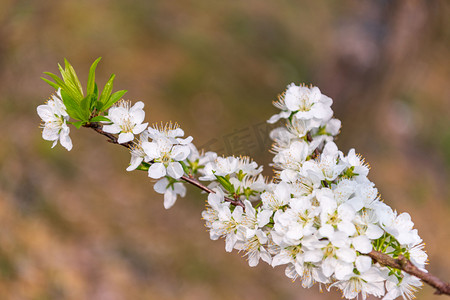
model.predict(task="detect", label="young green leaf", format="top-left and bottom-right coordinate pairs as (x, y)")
top-left (98, 74), bottom-right (115, 110)
top-left (71, 121), bottom-right (85, 129)
top-left (79, 96), bottom-right (93, 121)
top-left (46, 69), bottom-right (80, 103)
top-left (89, 116), bottom-right (110, 123)
top-left (64, 58), bottom-right (84, 97)
top-left (40, 77), bottom-right (60, 90)
top-left (58, 63), bottom-right (81, 101)
top-left (101, 89), bottom-right (127, 112)
top-left (60, 90), bottom-right (86, 121)
top-left (43, 72), bottom-right (66, 89)
top-left (215, 175), bottom-right (235, 194)
top-left (86, 57), bottom-right (102, 96)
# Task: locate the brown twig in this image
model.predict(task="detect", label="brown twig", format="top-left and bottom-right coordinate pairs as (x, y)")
top-left (367, 250), bottom-right (450, 296)
top-left (180, 175), bottom-right (244, 208)
top-left (84, 122), bottom-right (244, 209)
top-left (84, 122), bottom-right (133, 149)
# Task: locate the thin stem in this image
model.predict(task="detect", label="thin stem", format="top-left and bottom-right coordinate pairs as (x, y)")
top-left (180, 175), bottom-right (244, 208)
top-left (84, 122), bottom-right (244, 209)
top-left (367, 250), bottom-right (450, 296)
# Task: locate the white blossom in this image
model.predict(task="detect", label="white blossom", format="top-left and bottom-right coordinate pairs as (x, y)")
top-left (142, 137), bottom-right (190, 179)
top-left (103, 100), bottom-right (148, 144)
top-left (153, 177), bottom-right (186, 209)
top-left (37, 89), bottom-right (72, 151)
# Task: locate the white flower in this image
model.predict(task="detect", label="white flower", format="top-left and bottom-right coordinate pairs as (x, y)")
top-left (238, 229), bottom-right (272, 267)
top-left (236, 157), bottom-right (263, 177)
top-left (261, 182), bottom-right (291, 211)
top-left (285, 118), bottom-right (316, 139)
top-left (329, 267), bottom-right (386, 300)
top-left (211, 203), bottom-right (245, 252)
top-left (270, 127), bottom-right (295, 149)
top-left (317, 190), bottom-right (357, 238)
top-left (325, 118), bottom-right (341, 136)
top-left (383, 273), bottom-right (422, 300)
top-left (126, 131), bottom-right (150, 171)
top-left (153, 177), bottom-right (186, 209)
top-left (302, 142), bottom-right (346, 182)
top-left (103, 100), bottom-right (148, 144)
top-left (199, 156), bottom-right (239, 181)
top-left (406, 243), bottom-right (427, 270)
top-left (273, 197), bottom-right (318, 244)
top-left (283, 84), bottom-right (333, 122)
top-left (267, 93), bottom-right (292, 124)
top-left (239, 200), bottom-right (272, 239)
top-left (147, 122), bottom-right (193, 145)
top-left (142, 137), bottom-right (190, 179)
top-left (383, 213), bottom-right (422, 246)
top-left (37, 90), bottom-right (72, 151)
top-left (273, 140), bottom-right (310, 172)
top-left (319, 232), bottom-right (357, 279)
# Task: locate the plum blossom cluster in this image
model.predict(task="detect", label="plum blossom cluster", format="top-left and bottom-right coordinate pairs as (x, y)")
top-left (38, 60), bottom-right (430, 299)
top-left (200, 84), bottom-right (427, 300)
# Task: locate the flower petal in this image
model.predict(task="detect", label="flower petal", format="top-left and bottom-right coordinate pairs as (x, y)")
top-left (166, 162), bottom-right (184, 179)
top-left (148, 163), bottom-right (166, 179)
top-left (118, 132), bottom-right (134, 144)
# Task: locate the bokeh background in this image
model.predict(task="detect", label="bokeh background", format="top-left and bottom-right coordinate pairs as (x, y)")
top-left (0, 0), bottom-right (449, 299)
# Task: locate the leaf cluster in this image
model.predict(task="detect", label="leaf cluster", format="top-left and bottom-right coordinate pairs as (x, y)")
top-left (41, 58), bottom-right (127, 127)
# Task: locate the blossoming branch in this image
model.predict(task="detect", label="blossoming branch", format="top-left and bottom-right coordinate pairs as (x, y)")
top-left (37, 58), bottom-right (450, 299)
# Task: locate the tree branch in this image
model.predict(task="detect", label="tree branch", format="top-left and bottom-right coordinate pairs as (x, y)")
top-left (83, 122), bottom-right (244, 209)
top-left (367, 250), bottom-right (450, 296)
top-left (85, 122), bottom-right (450, 295)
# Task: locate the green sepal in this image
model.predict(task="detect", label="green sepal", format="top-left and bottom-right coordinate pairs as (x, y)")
top-left (236, 169), bottom-right (246, 181)
top-left (244, 187), bottom-right (256, 199)
top-left (179, 161), bottom-right (191, 176)
top-left (86, 57), bottom-right (101, 96)
top-left (136, 162), bottom-right (151, 171)
top-left (89, 116), bottom-right (110, 123)
top-left (60, 89), bottom-right (85, 121)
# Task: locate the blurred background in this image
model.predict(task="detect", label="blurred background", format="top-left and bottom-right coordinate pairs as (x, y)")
top-left (0, 0), bottom-right (449, 299)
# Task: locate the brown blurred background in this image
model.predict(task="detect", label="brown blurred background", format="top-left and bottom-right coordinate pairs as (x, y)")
top-left (0, 0), bottom-right (449, 299)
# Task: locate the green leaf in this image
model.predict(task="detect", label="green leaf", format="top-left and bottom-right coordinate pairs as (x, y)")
top-left (99, 74), bottom-right (115, 108)
top-left (87, 57), bottom-right (101, 96)
top-left (60, 89), bottom-right (85, 121)
top-left (43, 72), bottom-right (66, 88)
top-left (89, 116), bottom-right (110, 123)
top-left (215, 175), bottom-right (235, 194)
top-left (58, 63), bottom-right (81, 101)
top-left (57, 61), bottom-right (83, 102)
top-left (78, 97), bottom-right (92, 121)
top-left (71, 121), bottom-right (85, 129)
top-left (64, 58), bottom-right (84, 97)
top-left (44, 71), bottom-right (79, 102)
top-left (40, 77), bottom-right (60, 90)
top-left (101, 89), bottom-right (127, 112)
